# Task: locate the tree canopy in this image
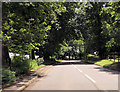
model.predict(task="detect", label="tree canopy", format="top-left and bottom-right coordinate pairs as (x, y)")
top-left (2, 2), bottom-right (120, 65)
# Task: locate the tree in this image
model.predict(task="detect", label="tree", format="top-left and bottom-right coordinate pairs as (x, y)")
top-left (75, 2), bottom-right (110, 59)
top-left (101, 2), bottom-right (120, 60)
top-left (2, 2), bottom-right (67, 64)
top-left (41, 2), bottom-right (78, 60)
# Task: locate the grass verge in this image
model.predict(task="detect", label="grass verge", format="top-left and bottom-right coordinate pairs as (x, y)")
top-left (94, 59), bottom-right (113, 66)
top-left (30, 64), bottom-right (45, 71)
top-left (88, 59), bottom-right (120, 71)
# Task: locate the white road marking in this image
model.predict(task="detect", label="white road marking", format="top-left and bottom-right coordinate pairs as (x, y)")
top-left (84, 74), bottom-right (96, 83)
top-left (72, 64), bottom-right (96, 84)
top-left (73, 65), bottom-right (83, 72)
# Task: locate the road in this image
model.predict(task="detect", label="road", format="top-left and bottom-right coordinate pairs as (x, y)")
top-left (24, 60), bottom-right (119, 91)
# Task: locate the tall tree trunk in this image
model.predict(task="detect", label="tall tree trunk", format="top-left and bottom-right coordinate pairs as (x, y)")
top-left (30, 49), bottom-right (35, 60)
top-left (43, 51), bottom-right (50, 61)
top-left (2, 45), bottom-right (11, 68)
top-left (31, 49), bottom-right (35, 60)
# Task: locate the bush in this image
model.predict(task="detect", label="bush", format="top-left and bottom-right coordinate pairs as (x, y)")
top-left (2, 68), bottom-right (17, 84)
top-left (11, 56), bottom-right (44, 75)
top-left (2, 56), bottom-right (45, 85)
top-left (103, 64), bottom-right (112, 68)
top-left (28, 59), bottom-right (38, 70)
top-left (50, 57), bottom-right (56, 62)
top-left (43, 58), bottom-right (56, 65)
top-left (11, 56), bottom-right (30, 76)
top-left (37, 58), bottom-right (44, 65)
top-left (110, 62), bottom-right (120, 71)
top-left (87, 54), bottom-right (100, 61)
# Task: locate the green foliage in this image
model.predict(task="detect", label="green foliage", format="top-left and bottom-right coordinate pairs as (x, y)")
top-left (2, 2), bottom-right (120, 66)
top-left (87, 54), bottom-right (99, 61)
top-left (94, 59), bottom-right (120, 71)
top-left (2, 2), bottom-right (67, 57)
top-left (28, 59), bottom-right (38, 70)
top-left (37, 57), bottom-right (44, 65)
top-left (2, 57), bottom-right (45, 84)
top-left (74, 2), bottom-right (120, 59)
top-left (95, 59), bottom-right (114, 66)
top-left (58, 43), bottom-right (69, 56)
top-left (101, 2), bottom-right (120, 53)
top-left (28, 59), bottom-right (45, 70)
top-left (11, 56), bottom-right (45, 75)
top-left (2, 68), bottom-right (17, 84)
top-left (57, 38), bottom-right (85, 60)
top-left (109, 62), bottom-right (120, 71)
top-left (11, 56), bottom-right (30, 75)
top-left (43, 59), bottom-right (56, 65)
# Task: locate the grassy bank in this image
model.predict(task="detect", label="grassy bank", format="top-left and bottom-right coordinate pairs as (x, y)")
top-left (95, 59), bottom-right (114, 66)
top-left (87, 54), bottom-right (120, 71)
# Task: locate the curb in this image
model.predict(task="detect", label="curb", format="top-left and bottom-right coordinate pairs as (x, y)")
top-left (19, 65), bottom-right (53, 91)
top-left (94, 64), bottom-right (103, 67)
top-left (16, 76), bottom-right (37, 91)
top-left (3, 75), bottom-right (38, 92)
top-left (17, 65), bottom-right (53, 91)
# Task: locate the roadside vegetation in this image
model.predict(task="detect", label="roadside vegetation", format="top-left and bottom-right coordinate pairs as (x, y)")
top-left (2, 56), bottom-right (45, 86)
top-left (87, 54), bottom-right (120, 71)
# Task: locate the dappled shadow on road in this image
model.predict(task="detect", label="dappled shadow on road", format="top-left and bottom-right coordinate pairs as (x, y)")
top-left (53, 60), bottom-right (93, 66)
top-left (94, 66), bottom-right (120, 75)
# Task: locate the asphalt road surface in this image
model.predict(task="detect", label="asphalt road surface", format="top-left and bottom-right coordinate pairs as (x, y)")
top-left (24, 60), bottom-right (119, 91)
